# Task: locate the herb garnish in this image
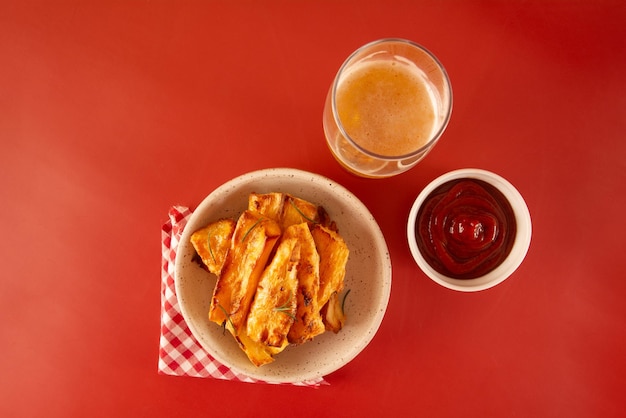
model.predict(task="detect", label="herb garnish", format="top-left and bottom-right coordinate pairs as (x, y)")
top-left (289, 199), bottom-right (318, 224)
top-left (217, 303), bottom-right (236, 335)
top-left (341, 289), bottom-right (351, 314)
top-left (273, 294), bottom-right (296, 321)
top-left (207, 235), bottom-right (217, 264)
top-left (241, 217), bottom-right (263, 242)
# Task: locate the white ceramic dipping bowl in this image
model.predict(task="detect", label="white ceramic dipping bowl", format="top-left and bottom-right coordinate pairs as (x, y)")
top-left (407, 169), bottom-right (532, 292)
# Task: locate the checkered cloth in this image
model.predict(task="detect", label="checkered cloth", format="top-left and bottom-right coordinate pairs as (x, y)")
top-left (158, 206), bottom-right (327, 387)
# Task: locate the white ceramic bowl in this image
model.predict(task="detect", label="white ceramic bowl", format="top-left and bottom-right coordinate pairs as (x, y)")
top-left (407, 169), bottom-right (532, 292)
top-left (175, 168), bottom-right (392, 383)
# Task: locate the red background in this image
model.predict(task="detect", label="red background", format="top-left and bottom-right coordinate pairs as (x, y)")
top-left (1, 1), bottom-right (625, 417)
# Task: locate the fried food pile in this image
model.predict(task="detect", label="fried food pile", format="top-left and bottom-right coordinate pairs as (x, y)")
top-left (190, 192), bottom-right (349, 367)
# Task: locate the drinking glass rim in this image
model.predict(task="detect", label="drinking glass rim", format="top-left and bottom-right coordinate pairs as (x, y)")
top-left (331, 38), bottom-right (453, 161)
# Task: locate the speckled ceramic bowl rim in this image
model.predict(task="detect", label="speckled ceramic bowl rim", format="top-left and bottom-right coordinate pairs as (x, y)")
top-left (175, 168), bottom-right (392, 383)
top-left (407, 168), bottom-right (532, 292)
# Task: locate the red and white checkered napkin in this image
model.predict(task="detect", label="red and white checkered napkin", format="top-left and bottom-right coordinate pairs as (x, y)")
top-left (158, 206), bottom-right (327, 387)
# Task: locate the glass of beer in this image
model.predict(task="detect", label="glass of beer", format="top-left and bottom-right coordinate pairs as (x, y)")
top-left (323, 39), bottom-right (452, 178)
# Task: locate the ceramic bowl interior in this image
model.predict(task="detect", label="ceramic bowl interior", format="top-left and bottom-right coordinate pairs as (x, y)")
top-left (407, 168), bottom-right (532, 292)
top-left (175, 168), bottom-right (392, 383)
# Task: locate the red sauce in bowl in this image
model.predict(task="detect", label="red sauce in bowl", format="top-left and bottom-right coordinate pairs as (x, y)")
top-left (415, 178), bottom-right (517, 279)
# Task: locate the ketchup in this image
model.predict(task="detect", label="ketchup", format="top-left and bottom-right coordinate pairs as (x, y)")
top-left (415, 178), bottom-right (517, 279)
